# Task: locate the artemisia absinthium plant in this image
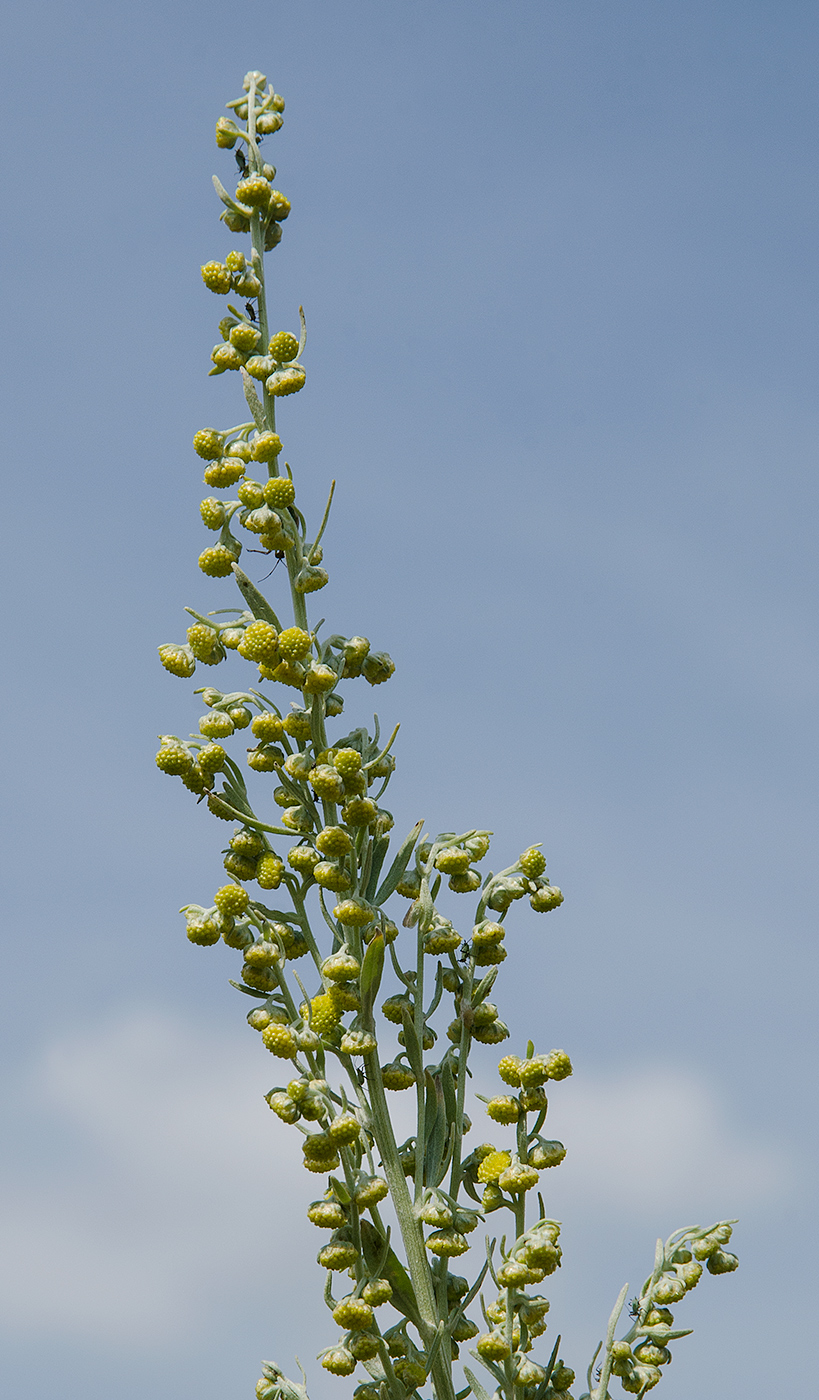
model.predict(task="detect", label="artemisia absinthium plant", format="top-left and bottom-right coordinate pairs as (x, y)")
top-left (156, 69), bottom-right (739, 1400)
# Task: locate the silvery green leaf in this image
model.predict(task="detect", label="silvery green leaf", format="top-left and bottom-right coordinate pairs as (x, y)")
top-left (373, 819), bottom-right (423, 904)
top-left (212, 173), bottom-right (254, 217)
top-left (231, 566), bottom-right (282, 628)
top-left (241, 368), bottom-right (267, 428)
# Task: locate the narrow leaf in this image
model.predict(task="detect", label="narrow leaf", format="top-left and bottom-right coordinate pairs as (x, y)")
top-left (241, 368), bottom-right (267, 429)
top-left (365, 835), bottom-right (391, 901)
top-left (231, 566), bottom-right (282, 628)
top-left (359, 1220), bottom-right (421, 1326)
top-left (462, 1368), bottom-right (493, 1400)
top-left (360, 933), bottom-right (385, 1021)
top-left (374, 819), bottom-right (423, 905)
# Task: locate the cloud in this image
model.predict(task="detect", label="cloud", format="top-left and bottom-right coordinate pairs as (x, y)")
top-left (0, 1012), bottom-right (796, 1348)
top-left (542, 1064), bottom-right (795, 1221)
top-left (0, 1010), bottom-right (302, 1343)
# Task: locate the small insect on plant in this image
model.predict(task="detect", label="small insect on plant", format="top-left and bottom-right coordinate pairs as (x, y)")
top-left (155, 66), bottom-right (740, 1400)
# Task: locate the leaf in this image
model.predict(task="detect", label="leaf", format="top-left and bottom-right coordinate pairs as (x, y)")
top-left (212, 173), bottom-right (254, 218)
top-left (360, 1220), bottom-right (421, 1327)
top-left (365, 835), bottom-right (391, 902)
top-left (228, 980), bottom-right (269, 998)
top-left (241, 368), bottom-right (267, 429)
top-left (231, 566), bottom-right (282, 629)
top-left (463, 1366), bottom-right (497, 1400)
top-left (425, 1075), bottom-right (451, 1188)
top-left (360, 934), bottom-right (385, 1020)
top-left (373, 820), bottom-right (423, 904)
top-left (399, 1006), bottom-right (424, 1082)
top-left (472, 965), bottom-right (499, 1007)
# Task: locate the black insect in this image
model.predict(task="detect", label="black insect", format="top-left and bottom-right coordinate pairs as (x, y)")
top-left (457, 942), bottom-right (473, 964)
top-left (628, 1297), bottom-right (641, 1319)
top-left (235, 148), bottom-right (248, 177)
top-left (259, 551), bottom-right (286, 581)
top-left (594, 1367), bottom-right (602, 1383)
top-left (245, 301), bottom-right (257, 322)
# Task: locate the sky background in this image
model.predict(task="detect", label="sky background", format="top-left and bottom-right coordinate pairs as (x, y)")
top-left (1, 2), bottom-right (817, 1397)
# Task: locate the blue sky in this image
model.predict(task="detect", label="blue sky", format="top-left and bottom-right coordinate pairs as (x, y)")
top-left (1, 3), bottom-right (817, 1398)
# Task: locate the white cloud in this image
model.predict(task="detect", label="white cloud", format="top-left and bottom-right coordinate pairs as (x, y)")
top-left (0, 1012), bottom-right (796, 1347)
top-left (542, 1065), bottom-right (795, 1220)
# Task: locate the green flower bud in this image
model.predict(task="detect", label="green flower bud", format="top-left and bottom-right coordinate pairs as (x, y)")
top-left (514, 1359), bottom-right (545, 1387)
top-left (476, 1332), bottom-right (511, 1361)
top-left (236, 174), bottom-right (271, 207)
top-left (339, 1030), bottom-right (377, 1057)
top-left (193, 428), bottom-right (226, 460)
top-left (268, 331), bottom-right (300, 362)
top-left (307, 1200), bottom-right (347, 1228)
top-left (486, 1095), bottom-right (520, 1124)
top-left (633, 1344), bottom-right (671, 1367)
top-left (256, 111), bottom-right (284, 134)
top-left (320, 1347), bottom-right (356, 1377)
top-left (266, 366), bottom-right (306, 396)
top-left (197, 742), bottom-right (227, 776)
top-left (201, 261), bottom-right (232, 293)
top-left (295, 564), bottom-right (330, 596)
top-left (550, 1363), bottom-right (575, 1392)
top-left (288, 843), bottom-right (320, 874)
top-left (481, 1183), bottom-right (505, 1212)
top-left (518, 846), bottom-right (546, 878)
top-left (471, 1018), bottom-right (509, 1049)
top-left (340, 636), bottom-right (370, 677)
top-left (497, 1260), bottom-right (540, 1288)
top-left (245, 354), bottom-right (278, 381)
top-left (530, 884), bottom-right (564, 913)
top-left (426, 1229), bottom-right (469, 1258)
top-left (267, 1091), bottom-right (300, 1123)
top-left (341, 797), bottom-right (378, 827)
top-left (267, 190), bottom-right (291, 220)
top-left (497, 1158), bottom-right (539, 1194)
top-left (231, 827), bottom-right (265, 857)
top-left (215, 116), bottom-right (240, 147)
top-left (200, 496), bottom-right (226, 529)
top-left (251, 431), bottom-right (284, 462)
top-left (313, 860), bottom-right (353, 891)
top-left (527, 1138), bottom-right (566, 1169)
top-left (158, 644), bottom-right (196, 678)
top-left (229, 322), bottom-right (261, 354)
top-left (472, 920), bottom-right (505, 948)
top-left (434, 847), bottom-right (470, 875)
top-left (332, 1295), bottom-right (373, 1330)
top-left (676, 1260), bottom-right (703, 1289)
top-left (317, 1238), bottom-right (358, 1269)
top-left (474, 943), bottom-right (506, 966)
top-left (223, 851), bottom-right (256, 881)
top-left (322, 950), bottom-right (361, 983)
top-left (354, 1175), bottom-right (388, 1207)
top-left (392, 1360), bottom-right (426, 1389)
top-left (381, 1061), bottom-right (416, 1090)
top-left (362, 651), bottom-right (395, 685)
top-left (247, 746), bottom-right (282, 772)
top-left (449, 869), bottom-right (482, 894)
top-left (203, 456), bottom-right (246, 487)
top-left (333, 898), bottom-right (375, 928)
top-left (652, 1274), bottom-right (686, 1304)
top-left (155, 738), bottom-right (193, 775)
top-left (198, 544), bottom-right (239, 577)
top-left (362, 1277), bottom-right (393, 1306)
top-left (706, 1249), bottom-right (739, 1275)
top-left (316, 825), bottom-right (353, 858)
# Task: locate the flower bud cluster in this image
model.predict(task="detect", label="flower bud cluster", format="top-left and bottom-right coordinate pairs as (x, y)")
top-left (151, 67), bottom-right (736, 1400)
